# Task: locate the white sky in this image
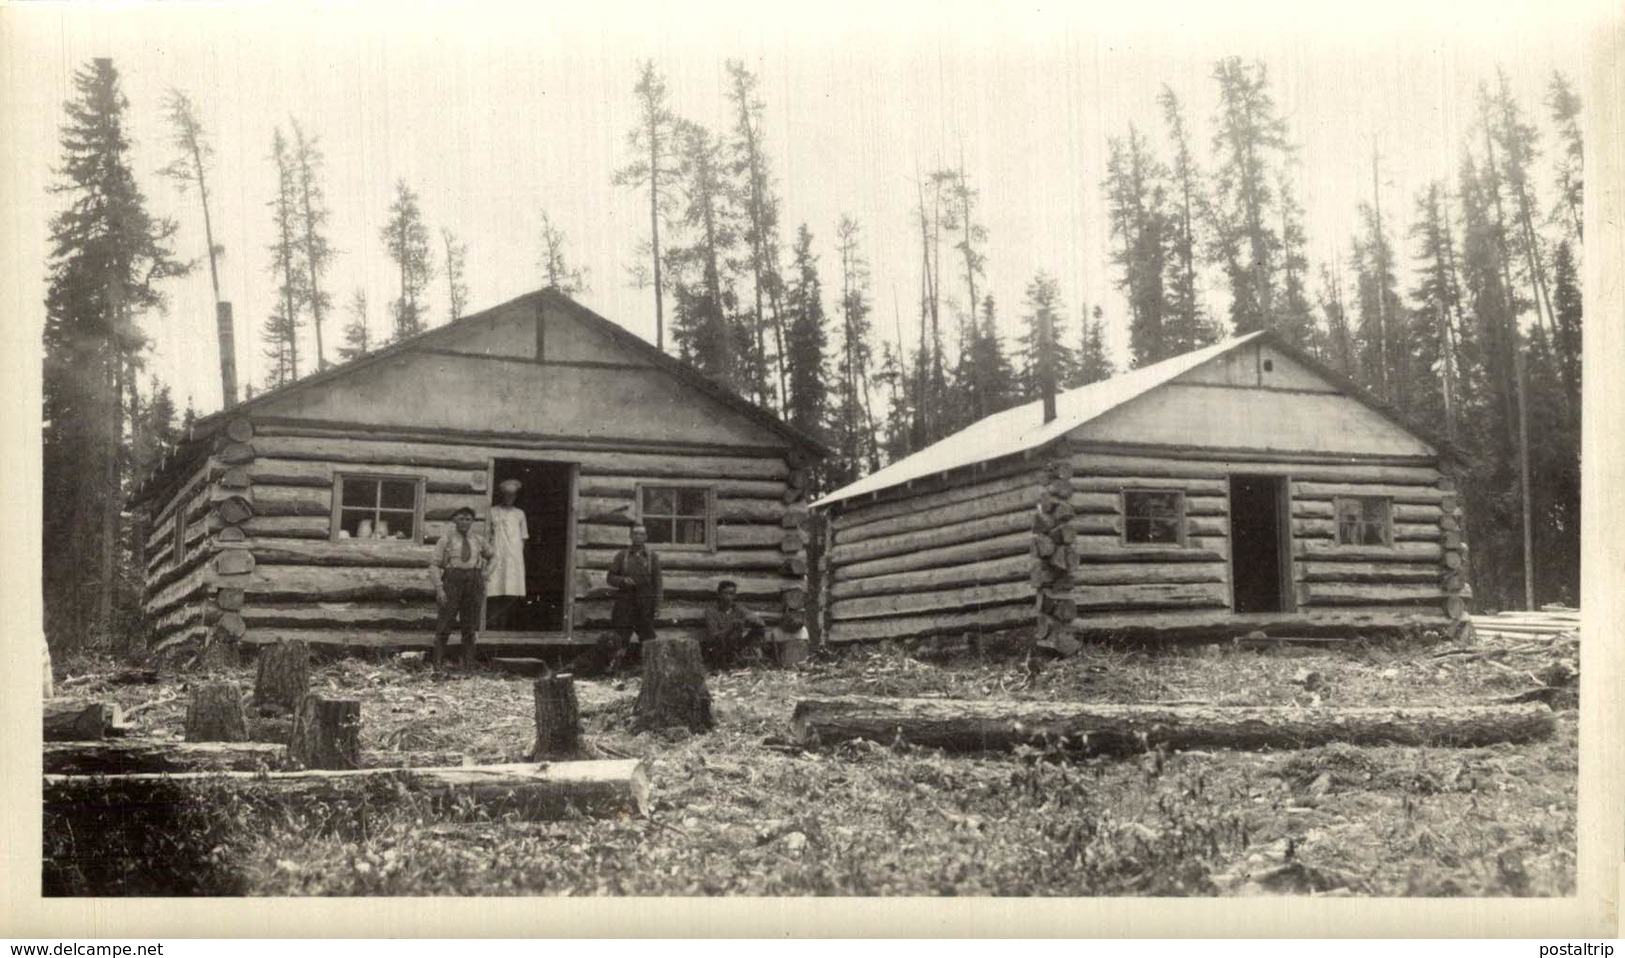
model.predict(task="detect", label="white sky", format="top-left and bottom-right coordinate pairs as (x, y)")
top-left (0, 1), bottom-right (1606, 416)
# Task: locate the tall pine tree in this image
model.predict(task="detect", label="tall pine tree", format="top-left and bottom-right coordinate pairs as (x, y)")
top-left (381, 180), bottom-right (433, 341)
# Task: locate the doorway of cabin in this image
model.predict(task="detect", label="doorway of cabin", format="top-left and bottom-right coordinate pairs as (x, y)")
top-left (486, 459), bottom-right (574, 633)
top-left (1229, 475), bottom-right (1292, 613)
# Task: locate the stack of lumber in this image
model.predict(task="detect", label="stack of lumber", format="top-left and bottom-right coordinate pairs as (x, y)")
top-left (1469, 606), bottom-right (1580, 641)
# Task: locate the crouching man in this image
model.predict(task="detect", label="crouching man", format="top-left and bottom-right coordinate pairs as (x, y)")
top-left (701, 579), bottom-right (766, 669)
top-left (430, 506), bottom-right (494, 671)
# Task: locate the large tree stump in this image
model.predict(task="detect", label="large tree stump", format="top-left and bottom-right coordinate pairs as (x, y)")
top-left (45, 701), bottom-right (113, 741)
top-left (792, 696), bottom-right (1557, 754)
top-left (632, 638), bottom-right (715, 733)
top-left (252, 639), bottom-right (311, 717)
top-left (288, 695), bottom-right (361, 770)
top-left (531, 675), bottom-right (584, 759)
top-left (184, 682), bottom-right (248, 743)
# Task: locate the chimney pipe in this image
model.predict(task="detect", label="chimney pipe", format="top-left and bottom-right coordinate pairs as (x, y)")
top-left (216, 301), bottom-right (239, 408)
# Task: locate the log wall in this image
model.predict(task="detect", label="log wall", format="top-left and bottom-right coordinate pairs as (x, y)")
top-left (817, 442), bottom-right (1460, 648)
top-left (821, 465), bottom-right (1042, 645)
top-left (145, 420), bottom-right (810, 651)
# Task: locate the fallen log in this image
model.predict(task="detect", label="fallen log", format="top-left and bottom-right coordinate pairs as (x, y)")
top-left (43, 759), bottom-right (652, 821)
top-left (791, 696), bottom-right (1555, 754)
top-left (43, 740), bottom-right (470, 775)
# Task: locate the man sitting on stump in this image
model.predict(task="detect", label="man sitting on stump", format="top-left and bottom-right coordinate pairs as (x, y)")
top-left (701, 579), bottom-right (766, 669)
top-left (430, 506), bottom-right (494, 671)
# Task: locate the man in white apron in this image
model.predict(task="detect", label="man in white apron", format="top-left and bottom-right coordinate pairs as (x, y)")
top-left (485, 478), bottom-right (529, 629)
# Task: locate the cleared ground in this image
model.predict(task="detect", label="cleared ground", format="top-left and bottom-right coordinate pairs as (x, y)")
top-left (43, 634), bottom-right (1576, 896)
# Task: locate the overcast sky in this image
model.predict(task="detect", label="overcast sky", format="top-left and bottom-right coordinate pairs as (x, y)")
top-left (0, 1), bottom-right (1605, 415)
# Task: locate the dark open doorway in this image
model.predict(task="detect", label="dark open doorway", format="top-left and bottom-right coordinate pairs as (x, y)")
top-left (487, 459), bottom-right (574, 633)
top-left (1229, 475), bottom-right (1292, 613)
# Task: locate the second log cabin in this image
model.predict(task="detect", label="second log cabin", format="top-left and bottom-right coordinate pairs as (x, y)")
top-left (813, 331), bottom-right (1468, 652)
top-left (133, 289), bottom-right (826, 658)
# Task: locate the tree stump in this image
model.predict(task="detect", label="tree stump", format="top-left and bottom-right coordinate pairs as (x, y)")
top-left (45, 701), bottom-right (112, 741)
top-left (185, 681), bottom-right (248, 743)
top-left (772, 631), bottom-right (811, 668)
top-left (253, 639), bottom-right (311, 717)
top-left (288, 695), bottom-right (361, 770)
top-left (632, 638), bottom-right (715, 733)
top-left (531, 675), bottom-right (584, 759)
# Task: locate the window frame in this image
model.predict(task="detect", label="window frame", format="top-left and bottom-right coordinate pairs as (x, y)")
top-left (633, 481), bottom-right (717, 552)
top-left (1121, 488), bottom-right (1188, 548)
top-left (1333, 495), bottom-right (1394, 548)
top-left (330, 473), bottom-right (428, 544)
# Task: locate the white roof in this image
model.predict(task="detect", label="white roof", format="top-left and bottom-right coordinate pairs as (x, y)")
top-left (814, 332), bottom-right (1266, 508)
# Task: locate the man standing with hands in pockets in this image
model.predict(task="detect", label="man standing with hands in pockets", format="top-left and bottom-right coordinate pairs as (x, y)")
top-left (430, 506), bottom-right (494, 671)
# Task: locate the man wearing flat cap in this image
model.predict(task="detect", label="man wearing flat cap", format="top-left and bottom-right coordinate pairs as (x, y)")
top-left (429, 506), bottom-right (494, 670)
top-left (485, 477), bottom-right (529, 629)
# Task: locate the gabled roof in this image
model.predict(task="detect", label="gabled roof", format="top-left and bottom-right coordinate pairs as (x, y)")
top-left (814, 329), bottom-right (1455, 509)
top-left (188, 288), bottom-right (830, 455)
top-left (136, 288), bottom-right (828, 505)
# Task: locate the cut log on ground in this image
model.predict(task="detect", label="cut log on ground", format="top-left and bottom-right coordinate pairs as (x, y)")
top-left (632, 638), bottom-right (715, 733)
top-left (185, 682), bottom-right (248, 743)
top-left (45, 702), bottom-right (114, 741)
top-left (791, 696), bottom-right (1555, 755)
top-left (43, 740), bottom-right (472, 775)
top-left (288, 695), bottom-right (361, 770)
top-left (44, 759), bottom-right (652, 822)
top-left (252, 639), bottom-right (310, 716)
top-left (532, 675), bottom-right (584, 759)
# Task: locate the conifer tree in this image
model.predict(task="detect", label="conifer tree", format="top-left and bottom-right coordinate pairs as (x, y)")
top-left (726, 60), bottom-right (786, 408)
top-left (290, 119), bottom-right (333, 369)
top-left (1104, 126), bottom-right (1169, 366)
top-left (1545, 71), bottom-right (1582, 244)
top-left (1208, 57), bottom-right (1290, 333)
top-left (44, 58), bottom-right (189, 646)
top-left (832, 216), bottom-right (880, 482)
top-left (337, 288), bottom-right (371, 362)
top-left (381, 180), bottom-right (433, 340)
top-left (612, 61), bottom-right (679, 350)
top-left (538, 209), bottom-right (589, 295)
top-left (442, 227), bottom-right (469, 322)
top-left (159, 87), bottom-right (234, 405)
top-left (265, 127), bottom-right (305, 384)
top-left (1158, 86), bottom-right (1217, 353)
top-left (1315, 263), bottom-right (1357, 380)
top-left (1016, 272), bottom-right (1076, 400)
top-left (1075, 304), bottom-right (1115, 386)
top-left (666, 120), bottom-right (744, 392)
top-left (782, 225), bottom-right (828, 438)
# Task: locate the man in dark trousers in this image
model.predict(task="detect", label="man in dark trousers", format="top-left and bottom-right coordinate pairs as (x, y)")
top-left (606, 522), bottom-right (662, 668)
top-left (429, 506), bottom-right (494, 671)
top-left (701, 579), bottom-right (766, 669)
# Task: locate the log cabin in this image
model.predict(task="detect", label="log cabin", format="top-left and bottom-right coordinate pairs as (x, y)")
top-left (813, 331), bottom-right (1468, 652)
top-left (133, 289), bottom-right (827, 658)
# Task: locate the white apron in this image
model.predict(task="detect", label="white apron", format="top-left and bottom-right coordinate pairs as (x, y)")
top-left (485, 505), bottom-right (529, 597)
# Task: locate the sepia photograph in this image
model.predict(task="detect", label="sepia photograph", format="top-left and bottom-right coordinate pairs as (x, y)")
top-left (2, 0), bottom-right (1620, 933)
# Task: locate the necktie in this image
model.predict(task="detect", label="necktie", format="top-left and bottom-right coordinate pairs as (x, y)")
top-left (460, 533), bottom-right (471, 563)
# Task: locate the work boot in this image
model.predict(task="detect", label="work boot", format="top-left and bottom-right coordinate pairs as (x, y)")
top-left (462, 638), bottom-right (476, 670)
top-left (432, 635), bottom-right (448, 671)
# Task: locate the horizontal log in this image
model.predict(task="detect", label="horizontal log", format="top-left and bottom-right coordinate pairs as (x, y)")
top-left (574, 522), bottom-right (785, 549)
top-left (241, 629), bottom-right (596, 648)
top-left (830, 580), bottom-right (1034, 622)
top-left (44, 759), bottom-right (652, 821)
top-left (1068, 451), bottom-right (1441, 485)
top-left (240, 516), bottom-right (333, 540)
top-left (829, 554), bottom-right (1033, 601)
top-left (574, 547), bottom-right (791, 574)
top-left (42, 740), bottom-right (472, 775)
top-left (1292, 482), bottom-right (1445, 503)
top-left (1069, 476), bottom-right (1230, 496)
top-left (1294, 519), bottom-right (1441, 542)
top-left (1299, 562), bottom-right (1446, 584)
top-left (792, 697), bottom-right (1553, 754)
top-left (576, 571), bottom-right (792, 601)
top-left (1054, 563), bottom-right (1228, 587)
top-left (828, 510), bottom-right (1032, 566)
top-left (1072, 536), bottom-right (1227, 563)
top-left (251, 539), bottom-right (436, 568)
top-left (828, 470), bottom-right (1040, 532)
top-left (148, 462), bottom-right (213, 532)
top-left (1306, 582), bottom-right (1448, 606)
top-left (823, 602), bottom-right (1035, 643)
top-left (572, 600), bottom-right (779, 630)
top-left (835, 484), bottom-right (1040, 545)
top-left (1298, 541), bottom-right (1443, 562)
top-left (250, 485), bottom-right (331, 518)
top-left (146, 561), bottom-right (216, 615)
top-left (238, 566), bottom-right (434, 603)
top-left (1070, 606), bottom-right (1451, 638)
top-left (1068, 491), bottom-right (1122, 514)
top-left (423, 493), bottom-right (491, 522)
top-left (227, 459), bottom-right (487, 493)
top-left (576, 476), bottom-right (783, 500)
top-left (834, 531), bottom-right (1033, 581)
top-left (1059, 581), bottom-right (1230, 613)
top-left (241, 602), bottom-right (439, 630)
top-left (250, 434), bottom-right (788, 480)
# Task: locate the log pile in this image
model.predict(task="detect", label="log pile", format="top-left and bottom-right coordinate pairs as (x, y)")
top-left (1033, 459), bottom-right (1081, 656)
top-left (791, 696), bottom-right (1556, 754)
